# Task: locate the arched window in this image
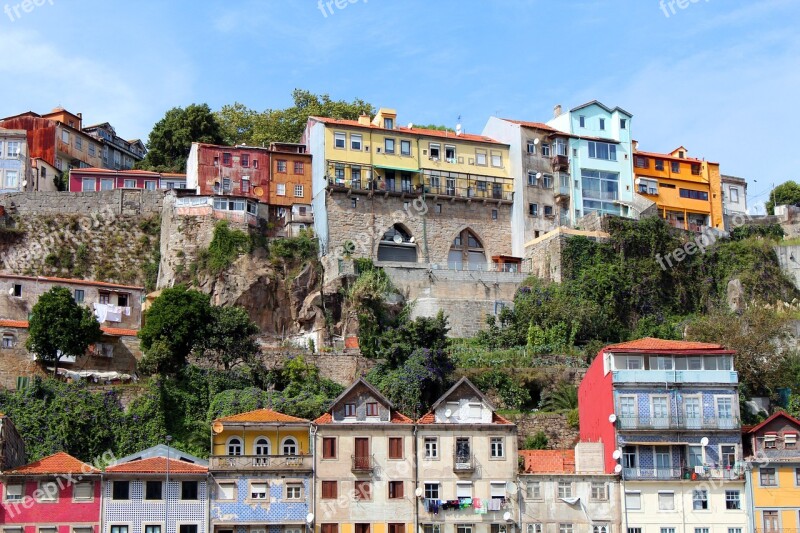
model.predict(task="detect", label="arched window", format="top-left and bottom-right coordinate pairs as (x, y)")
top-left (254, 437), bottom-right (271, 456)
top-left (227, 437), bottom-right (242, 456)
top-left (377, 224), bottom-right (417, 263)
top-left (282, 437), bottom-right (298, 456)
top-left (449, 229), bottom-right (487, 270)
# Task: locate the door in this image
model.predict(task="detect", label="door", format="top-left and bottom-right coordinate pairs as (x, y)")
top-left (446, 178), bottom-right (456, 196)
top-left (401, 176), bottom-right (413, 193)
top-left (354, 438), bottom-right (370, 469)
top-left (716, 396), bottom-right (735, 429)
top-left (455, 437), bottom-right (471, 463)
top-left (618, 396), bottom-right (636, 429)
top-left (763, 510), bottom-right (779, 533)
top-left (493, 183), bottom-right (502, 199)
top-left (654, 446), bottom-right (672, 479)
top-left (651, 396), bottom-right (669, 428)
top-left (684, 396), bottom-right (701, 429)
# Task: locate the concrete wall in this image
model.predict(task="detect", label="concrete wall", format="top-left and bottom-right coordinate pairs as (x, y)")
top-left (775, 245), bottom-right (800, 289)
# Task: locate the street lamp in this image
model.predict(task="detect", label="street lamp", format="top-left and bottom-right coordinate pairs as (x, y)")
top-left (166, 435), bottom-right (172, 533)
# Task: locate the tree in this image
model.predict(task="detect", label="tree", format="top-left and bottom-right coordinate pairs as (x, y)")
top-left (138, 286), bottom-right (213, 375)
top-left (137, 104), bottom-right (224, 172)
top-left (375, 311), bottom-right (450, 368)
top-left (26, 287), bottom-right (102, 376)
top-left (197, 306), bottom-right (260, 370)
top-left (539, 383), bottom-right (578, 411)
top-left (766, 181), bottom-right (800, 215)
top-left (216, 89), bottom-right (375, 146)
top-left (522, 431), bottom-right (549, 450)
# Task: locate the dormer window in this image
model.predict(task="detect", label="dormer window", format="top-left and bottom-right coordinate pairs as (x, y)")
top-left (344, 403), bottom-right (356, 417)
top-left (786, 433), bottom-right (798, 448)
top-left (469, 403), bottom-right (482, 419)
top-left (384, 118), bottom-right (394, 130)
top-left (366, 402), bottom-right (378, 416)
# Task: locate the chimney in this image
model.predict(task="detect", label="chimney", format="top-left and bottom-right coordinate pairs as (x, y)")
top-left (358, 113), bottom-right (371, 126)
top-left (553, 105), bottom-right (562, 118)
top-left (632, 140), bottom-right (639, 151)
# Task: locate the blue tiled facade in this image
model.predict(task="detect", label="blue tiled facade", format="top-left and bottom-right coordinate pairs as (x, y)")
top-left (210, 474), bottom-right (311, 529)
top-left (103, 479), bottom-right (209, 533)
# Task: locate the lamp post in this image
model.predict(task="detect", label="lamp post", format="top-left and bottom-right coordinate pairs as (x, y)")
top-left (166, 435), bottom-right (172, 533)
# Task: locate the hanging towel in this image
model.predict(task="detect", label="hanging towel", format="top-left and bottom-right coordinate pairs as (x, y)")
top-left (488, 498), bottom-right (502, 511)
top-left (432, 499), bottom-right (440, 514)
top-left (473, 497), bottom-right (482, 509)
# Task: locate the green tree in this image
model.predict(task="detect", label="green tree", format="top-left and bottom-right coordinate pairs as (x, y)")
top-left (197, 306), bottom-right (260, 370)
top-left (766, 181), bottom-right (800, 215)
top-left (137, 103), bottom-right (224, 172)
top-left (216, 89), bottom-right (375, 146)
top-left (138, 286), bottom-right (213, 375)
top-left (539, 383), bottom-right (578, 411)
top-left (375, 311), bottom-right (450, 368)
top-left (522, 431), bottom-right (549, 450)
top-left (26, 287), bottom-right (102, 376)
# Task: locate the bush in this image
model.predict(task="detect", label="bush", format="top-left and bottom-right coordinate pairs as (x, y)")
top-left (522, 431), bottom-right (548, 450)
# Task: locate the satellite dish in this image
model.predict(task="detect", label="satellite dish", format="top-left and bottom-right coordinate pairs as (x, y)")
top-left (211, 421), bottom-right (224, 434)
top-left (444, 408), bottom-right (453, 418)
top-left (415, 487), bottom-right (423, 498)
top-left (393, 234), bottom-right (403, 244)
top-left (408, 123), bottom-right (414, 129)
top-left (700, 437), bottom-right (709, 447)
top-left (533, 138), bottom-right (540, 145)
top-left (612, 449), bottom-right (622, 460)
top-left (8, 287), bottom-right (14, 295)
top-left (608, 414), bottom-right (617, 424)
top-left (536, 172), bottom-right (543, 179)
top-left (306, 513), bottom-right (314, 524)
top-left (614, 464), bottom-right (623, 474)
top-left (503, 512), bottom-right (512, 522)
top-left (409, 237), bottom-right (416, 244)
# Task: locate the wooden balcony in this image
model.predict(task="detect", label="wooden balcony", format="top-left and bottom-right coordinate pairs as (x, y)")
top-left (352, 455), bottom-right (374, 473)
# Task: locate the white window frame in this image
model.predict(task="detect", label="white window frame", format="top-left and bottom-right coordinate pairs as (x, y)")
top-left (294, 184), bottom-right (304, 198)
top-left (334, 132), bottom-right (346, 149)
top-left (658, 490), bottom-right (675, 511)
top-left (625, 490), bottom-right (641, 510)
top-left (490, 437), bottom-right (504, 458)
top-left (350, 134), bottom-right (362, 151)
top-left (276, 183), bottom-right (286, 196)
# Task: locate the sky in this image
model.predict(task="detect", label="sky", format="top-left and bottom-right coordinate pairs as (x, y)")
top-left (0, 0), bottom-right (797, 212)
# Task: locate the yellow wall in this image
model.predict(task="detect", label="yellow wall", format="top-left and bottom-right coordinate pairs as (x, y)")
top-left (212, 426), bottom-right (310, 456)
top-left (753, 465), bottom-right (800, 507)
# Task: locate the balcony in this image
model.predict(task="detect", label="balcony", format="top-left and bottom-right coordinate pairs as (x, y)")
top-left (453, 454), bottom-right (475, 473)
top-left (424, 184), bottom-right (513, 203)
top-left (328, 177), bottom-right (422, 198)
top-left (612, 369), bottom-right (738, 385)
top-left (352, 455), bottom-right (374, 473)
top-left (617, 415), bottom-right (740, 431)
top-left (637, 186), bottom-right (658, 196)
top-left (623, 466), bottom-right (744, 481)
top-left (551, 155), bottom-right (569, 172)
top-left (209, 454), bottom-right (313, 471)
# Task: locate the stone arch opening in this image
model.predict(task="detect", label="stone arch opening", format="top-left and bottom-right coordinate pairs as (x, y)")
top-left (448, 228), bottom-right (487, 270)
top-left (377, 223), bottom-right (418, 263)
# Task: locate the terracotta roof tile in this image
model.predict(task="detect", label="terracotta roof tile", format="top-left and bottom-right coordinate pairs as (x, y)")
top-left (0, 320), bottom-right (137, 337)
top-left (215, 408), bottom-right (309, 424)
top-left (106, 457), bottom-right (207, 474)
top-left (746, 411), bottom-right (800, 435)
top-left (7, 452), bottom-right (100, 475)
top-left (0, 319), bottom-right (29, 328)
top-left (313, 413), bottom-right (332, 424)
top-left (634, 149), bottom-right (704, 164)
top-left (604, 337), bottom-right (726, 352)
top-left (500, 119), bottom-right (562, 133)
top-left (519, 450), bottom-right (576, 474)
top-left (310, 116), bottom-right (506, 145)
top-left (0, 274), bottom-right (143, 291)
top-left (313, 410), bottom-right (412, 425)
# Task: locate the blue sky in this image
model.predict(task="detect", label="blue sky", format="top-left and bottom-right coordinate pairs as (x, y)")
top-left (1, 0), bottom-right (797, 212)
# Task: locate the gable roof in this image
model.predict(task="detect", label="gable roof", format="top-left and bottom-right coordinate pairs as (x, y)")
top-left (6, 452), bottom-right (99, 475)
top-left (603, 337), bottom-right (733, 353)
top-left (329, 377), bottom-right (395, 410)
top-left (309, 116), bottom-right (507, 145)
top-left (499, 119), bottom-right (563, 134)
top-left (215, 408), bottom-right (309, 424)
top-left (570, 100), bottom-right (633, 117)
top-left (114, 444), bottom-right (207, 466)
top-left (519, 449), bottom-right (576, 474)
top-left (0, 273), bottom-right (143, 291)
top-left (430, 377), bottom-right (496, 412)
top-left (746, 410), bottom-right (800, 435)
top-left (634, 148), bottom-right (704, 164)
top-left (106, 456), bottom-right (207, 474)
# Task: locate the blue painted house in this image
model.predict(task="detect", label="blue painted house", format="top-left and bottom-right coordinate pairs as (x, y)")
top-left (208, 409), bottom-right (312, 533)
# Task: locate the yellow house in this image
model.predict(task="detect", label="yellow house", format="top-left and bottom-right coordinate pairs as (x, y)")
top-left (746, 411), bottom-right (800, 532)
top-left (633, 143), bottom-right (724, 230)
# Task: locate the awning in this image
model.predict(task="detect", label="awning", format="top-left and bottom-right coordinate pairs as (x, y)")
top-left (373, 164), bottom-right (420, 173)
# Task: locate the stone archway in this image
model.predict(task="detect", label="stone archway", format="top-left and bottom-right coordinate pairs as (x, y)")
top-left (448, 228), bottom-right (487, 270)
top-left (377, 223), bottom-right (418, 263)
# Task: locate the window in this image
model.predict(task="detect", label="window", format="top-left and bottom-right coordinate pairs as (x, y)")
top-left (334, 132), bottom-right (346, 148)
top-left (351, 134), bottom-right (362, 150)
top-left (528, 172), bottom-right (538, 186)
top-left (679, 188), bottom-right (709, 201)
top-left (4, 170), bottom-right (18, 188)
top-left (389, 437), bottom-right (403, 459)
top-left (385, 138), bottom-right (395, 154)
top-left (179, 527), bottom-right (197, 533)
top-left (294, 161), bottom-right (304, 174)
top-left (671, 161), bottom-right (680, 173)
top-left (529, 203), bottom-right (538, 217)
top-left (11, 283), bottom-right (21, 297)
top-left (457, 527), bottom-right (473, 533)
top-left (145, 480), bottom-right (163, 500)
top-left (4, 483), bottom-right (22, 501)
top-left (6, 141), bottom-right (20, 157)
top-left (388, 480), bottom-right (403, 499)
top-left (322, 437), bottom-right (336, 459)
top-left (661, 529), bottom-right (676, 533)
top-left (544, 205), bottom-right (554, 217)
top-left (557, 481), bottom-right (572, 498)
top-left (729, 187), bottom-right (739, 203)
top-left (276, 183), bottom-right (286, 196)
top-left (82, 178), bottom-right (96, 192)
top-left (388, 525), bottom-right (404, 533)
top-left (695, 530), bottom-right (709, 533)
top-left (383, 118), bottom-right (394, 129)
top-left (294, 185), bottom-right (304, 198)
top-left (658, 491), bottom-right (674, 510)
top-left (112, 480), bottom-right (130, 500)
top-left (541, 143), bottom-right (551, 156)
top-left (620, 118), bottom-right (627, 129)
top-left (625, 491), bottom-right (641, 510)
top-left (123, 179), bottom-right (137, 188)
top-left (424, 482), bottom-right (439, 499)
top-left (727, 530), bottom-right (742, 533)
top-left (75, 137), bottom-right (83, 151)
top-left (591, 482), bottom-right (607, 500)
top-left (593, 527), bottom-right (609, 533)
top-left (456, 482), bottom-right (472, 499)
top-left (240, 154), bottom-right (249, 167)
top-left (282, 437), bottom-right (298, 455)
top-left (74, 528), bottom-right (93, 533)
top-left (492, 209), bottom-right (498, 220)
top-left (366, 402), bottom-right (379, 416)
top-left (579, 116), bottom-right (585, 127)
top-left (599, 118), bottom-right (605, 130)
top-left (36, 480), bottom-right (57, 502)
top-left (39, 529), bottom-right (57, 533)
top-left (355, 480), bottom-right (372, 500)
top-left (490, 151), bottom-right (502, 167)
top-left (435, 203), bottom-right (442, 214)
top-left (61, 130), bottom-right (70, 143)
top-left (216, 482), bottom-right (235, 500)
top-left (277, 160), bottom-right (287, 172)
top-left (110, 528), bottom-right (128, 533)
top-left (692, 489), bottom-right (708, 510)
top-left (725, 490), bottom-right (740, 510)
top-left (634, 156), bottom-right (649, 168)
top-left (73, 481), bottom-right (93, 501)
top-left (588, 141), bottom-right (617, 161)
top-left (760, 467), bottom-right (777, 486)
top-left (250, 482), bottom-right (268, 499)
top-left (423, 526), bottom-right (441, 533)
top-left (144, 181), bottom-right (156, 190)
top-left (542, 175), bottom-right (553, 188)
top-left (445, 145), bottom-right (456, 162)
top-left (286, 483), bottom-right (302, 500)
top-left (527, 141), bottom-right (536, 154)
top-left (487, 437), bottom-right (505, 458)
top-left (526, 481), bottom-right (541, 499)
top-left (424, 437), bottom-right (438, 458)
top-left (2, 335), bottom-right (14, 349)
top-left (181, 481), bottom-right (198, 500)
top-left (475, 150), bottom-right (487, 165)
top-left (344, 403), bottom-right (356, 417)
top-left (400, 140), bottom-right (411, 156)
top-left (227, 437), bottom-right (242, 456)
top-left (429, 143), bottom-right (441, 159)
top-left (241, 178), bottom-right (250, 193)
top-left (559, 525), bottom-right (573, 533)
top-left (321, 481), bottom-right (337, 499)
top-left (350, 198), bottom-right (357, 209)
top-left (221, 152), bottom-right (232, 166)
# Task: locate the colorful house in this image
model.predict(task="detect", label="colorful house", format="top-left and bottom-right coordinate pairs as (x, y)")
top-left (632, 143), bottom-right (724, 230)
top-left (68, 168), bottom-right (186, 192)
top-left (578, 338), bottom-right (748, 533)
top-left (313, 378), bottom-right (415, 533)
top-left (0, 451), bottom-right (102, 532)
top-left (104, 445), bottom-right (209, 533)
top-left (209, 408), bottom-right (312, 533)
top-left (415, 377), bottom-right (519, 533)
top-left (745, 410), bottom-right (800, 532)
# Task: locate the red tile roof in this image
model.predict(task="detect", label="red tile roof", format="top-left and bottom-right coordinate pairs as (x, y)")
top-left (7, 452), bottom-right (100, 475)
top-left (71, 168), bottom-right (161, 176)
top-left (216, 408), bottom-right (309, 424)
top-left (106, 457), bottom-right (207, 474)
top-left (604, 337), bottom-right (729, 352)
top-left (313, 410), bottom-right (413, 425)
top-left (313, 413), bottom-right (332, 424)
top-left (634, 149), bottom-right (704, 164)
top-left (500, 119), bottom-right (562, 133)
top-left (0, 319), bottom-right (137, 337)
top-left (746, 411), bottom-right (800, 435)
top-left (0, 274), bottom-right (143, 291)
top-left (0, 319), bottom-right (30, 328)
top-left (519, 450), bottom-right (576, 474)
top-left (310, 116), bottom-right (507, 145)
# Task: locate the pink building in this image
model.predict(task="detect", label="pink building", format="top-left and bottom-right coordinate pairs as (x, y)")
top-left (68, 168), bottom-right (186, 192)
top-left (0, 451), bottom-right (102, 532)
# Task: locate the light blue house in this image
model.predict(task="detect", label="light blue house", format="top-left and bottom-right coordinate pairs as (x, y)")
top-left (547, 101), bottom-right (635, 223)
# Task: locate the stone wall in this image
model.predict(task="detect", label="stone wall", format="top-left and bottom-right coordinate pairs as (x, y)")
top-left (0, 189), bottom-right (163, 217)
top-left (524, 227), bottom-right (610, 283)
top-left (260, 351), bottom-right (376, 386)
top-left (775, 245), bottom-right (800, 290)
top-left (507, 411), bottom-right (580, 450)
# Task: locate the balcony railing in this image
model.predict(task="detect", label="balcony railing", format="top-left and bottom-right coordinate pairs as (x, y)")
top-left (453, 454), bottom-right (475, 472)
top-left (424, 184), bottom-right (513, 202)
top-left (210, 454), bottom-right (312, 471)
top-left (352, 455), bottom-right (374, 472)
top-left (617, 415), bottom-right (740, 431)
top-left (623, 466), bottom-right (744, 481)
top-left (328, 177), bottom-right (421, 196)
top-left (551, 155), bottom-right (569, 172)
top-left (612, 369), bottom-right (738, 384)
